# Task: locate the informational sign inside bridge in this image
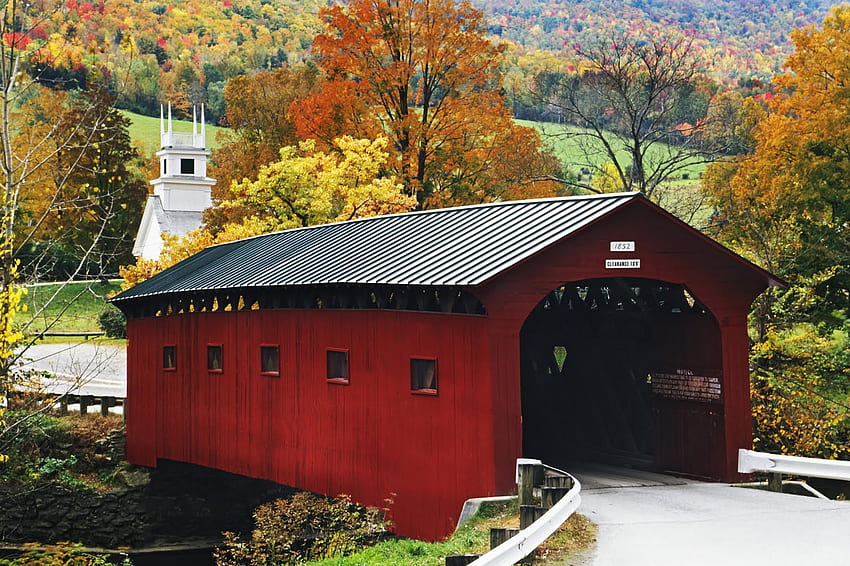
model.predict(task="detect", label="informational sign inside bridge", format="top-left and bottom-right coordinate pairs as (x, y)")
top-left (651, 368), bottom-right (722, 403)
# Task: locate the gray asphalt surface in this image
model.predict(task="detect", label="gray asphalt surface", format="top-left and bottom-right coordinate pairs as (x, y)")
top-left (569, 465), bottom-right (850, 565)
top-left (15, 342), bottom-right (127, 397)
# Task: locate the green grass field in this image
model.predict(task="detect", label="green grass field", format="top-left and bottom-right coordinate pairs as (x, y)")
top-left (20, 280), bottom-right (124, 334)
top-left (122, 109), bottom-right (226, 156)
top-left (517, 119), bottom-right (707, 181)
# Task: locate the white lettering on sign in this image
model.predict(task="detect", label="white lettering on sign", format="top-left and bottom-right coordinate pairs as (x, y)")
top-left (605, 259), bottom-right (641, 269)
top-left (609, 241), bottom-right (636, 252)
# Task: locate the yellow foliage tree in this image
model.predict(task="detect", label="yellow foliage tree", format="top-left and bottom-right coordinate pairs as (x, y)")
top-left (222, 136), bottom-right (416, 229)
top-left (703, 5), bottom-right (850, 326)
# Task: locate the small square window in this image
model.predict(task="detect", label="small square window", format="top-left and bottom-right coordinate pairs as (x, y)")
top-left (207, 344), bottom-right (223, 372)
top-left (327, 349), bottom-right (349, 384)
top-left (163, 345), bottom-right (176, 370)
top-left (180, 158), bottom-right (195, 174)
top-left (261, 345), bottom-right (280, 376)
top-left (410, 358), bottom-right (437, 394)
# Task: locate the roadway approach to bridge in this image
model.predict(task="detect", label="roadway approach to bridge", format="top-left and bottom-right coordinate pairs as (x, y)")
top-left (567, 463), bottom-right (850, 566)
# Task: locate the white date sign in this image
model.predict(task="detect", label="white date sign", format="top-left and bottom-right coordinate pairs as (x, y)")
top-left (609, 241), bottom-right (635, 252)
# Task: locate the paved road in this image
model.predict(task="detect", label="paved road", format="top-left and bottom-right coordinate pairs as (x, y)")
top-left (568, 464), bottom-right (850, 565)
top-left (15, 343), bottom-right (127, 397)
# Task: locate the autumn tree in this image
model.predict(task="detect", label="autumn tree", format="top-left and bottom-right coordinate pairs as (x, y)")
top-left (222, 136), bottom-right (415, 229)
top-left (300, 0), bottom-right (560, 207)
top-left (0, 1), bottom-right (144, 463)
top-left (533, 32), bottom-right (727, 199)
top-left (704, 6), bottom-right (850, 331)
top-left (703, 6), bottom-right (850, 459)
top-left (15, 87), bottom-right (147, 281)
top-left (210, 64), bottom-right (322, 197)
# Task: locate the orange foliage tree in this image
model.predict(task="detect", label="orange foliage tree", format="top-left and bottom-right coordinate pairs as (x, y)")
top-left (210, 65), bottom-right (323, 196)
top-left (703, 6), bottom-right (850, 330)
top-left (299, 0), bottom-right (560, 207)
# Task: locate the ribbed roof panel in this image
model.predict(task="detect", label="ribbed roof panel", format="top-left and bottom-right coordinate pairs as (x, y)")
top-left (113, 193), bottom-right (639, 302)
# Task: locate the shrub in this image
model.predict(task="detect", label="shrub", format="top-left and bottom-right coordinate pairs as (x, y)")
top-left (0, 542), bottom-right (126, 565)
top-left (97, 306), bottom-right (126, 338)
top-left (214, 493), bottom-right (388, 566)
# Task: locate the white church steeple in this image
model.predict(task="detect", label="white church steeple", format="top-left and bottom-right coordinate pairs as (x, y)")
top-left (133, 103), bottom-right (216, 260)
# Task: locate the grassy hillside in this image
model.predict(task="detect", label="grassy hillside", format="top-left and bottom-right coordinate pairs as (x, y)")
top-left (518, 119), bottom-right (706, 181)
top-left (20, 281), bottom-right (124, 334)
top-left (122, 110), bottom-right (226, 156)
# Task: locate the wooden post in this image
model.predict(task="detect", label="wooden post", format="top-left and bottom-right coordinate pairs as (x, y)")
top-left (100, 397), bottom-right (113, 416)
top-left (768, 472), bottom-right (783, 493)
top-left (542, 486), bottom-right (570, 508)
top-left (520, 505), bottom-right (546, 529)
top-left (544, 474), bottom-right (573, 489)
top-left (445, 554), bottom-right (479, 566)
top-left (490, 527), bottom-right (519, 549)
top-left (59, 396), bottom-right (68, 415)
top-left (517, 462), bottom-right (540, 506)
top-left (79, 395), bottom-right (92, 415)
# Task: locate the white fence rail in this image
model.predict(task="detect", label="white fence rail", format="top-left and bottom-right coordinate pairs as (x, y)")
top-left (468, 462), bottom-right (582, 566)
top-left (738, 449), bottom-right (850, 482)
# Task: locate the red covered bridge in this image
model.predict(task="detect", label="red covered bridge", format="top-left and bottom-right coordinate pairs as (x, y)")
top-left (113, 192), bottom-right (780, 541)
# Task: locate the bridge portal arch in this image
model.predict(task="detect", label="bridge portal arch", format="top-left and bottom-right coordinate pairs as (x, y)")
top-left (519, 277), bottom-right (724, 478)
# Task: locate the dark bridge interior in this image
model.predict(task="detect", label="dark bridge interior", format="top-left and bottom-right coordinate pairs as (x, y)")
top-left (520, 278), bottom-right (721, 472)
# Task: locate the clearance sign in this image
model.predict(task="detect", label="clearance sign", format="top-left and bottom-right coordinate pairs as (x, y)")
top-left (606, 241), bottom-right (639, 268)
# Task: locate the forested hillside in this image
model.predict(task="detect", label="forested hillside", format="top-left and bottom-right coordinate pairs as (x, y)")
top-left (44, 0), bottom-right (848, 124)
top-left (475, 0), bottom-right (842, 84)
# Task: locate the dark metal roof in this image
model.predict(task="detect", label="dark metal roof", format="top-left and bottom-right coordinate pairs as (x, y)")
top-left (113, 192), bottom-right (645, 303)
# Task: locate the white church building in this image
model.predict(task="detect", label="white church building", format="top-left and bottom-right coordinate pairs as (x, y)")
top-left (133, 105), bottom-right (215, 260)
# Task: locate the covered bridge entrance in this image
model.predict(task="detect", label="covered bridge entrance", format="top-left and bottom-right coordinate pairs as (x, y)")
top-left (114, 192), bottom-right (779, 541)
top-left (520, 278), bottom-right (722, 476)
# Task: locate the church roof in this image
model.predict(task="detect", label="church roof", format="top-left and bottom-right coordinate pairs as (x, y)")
top-left (149, 196), bottom-right (205, 237)
top-left (114, 192), bottom-right (779, 305)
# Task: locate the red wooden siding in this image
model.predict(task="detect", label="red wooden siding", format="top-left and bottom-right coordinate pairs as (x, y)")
top-left (126, 309), bottom-right (495, 541)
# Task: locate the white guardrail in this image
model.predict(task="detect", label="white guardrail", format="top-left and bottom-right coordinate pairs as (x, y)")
top-left (468, 461), bottom-right (582, 566)
top-left (738, 449), bottom-right (850, 481)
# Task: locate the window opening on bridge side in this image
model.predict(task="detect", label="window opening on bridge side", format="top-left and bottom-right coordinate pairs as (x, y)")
top-left (163, 345), bottom-right (176, 371)
top-left (410, 357), bottom-right (437, 395)
top-left (327, 349), bottom-right (350, 384)
top-left (207, 344), bottom-right (223, 373)
top-left (260, 345), bottom-right (280, 376)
